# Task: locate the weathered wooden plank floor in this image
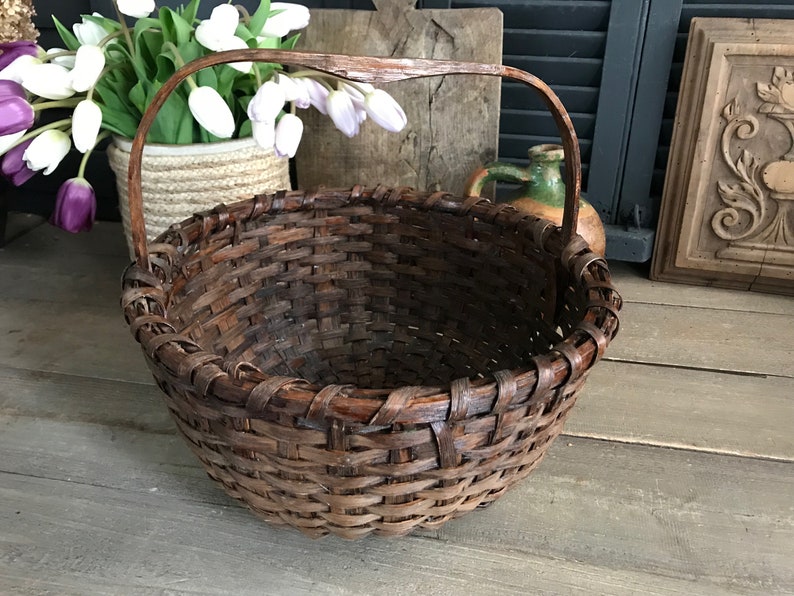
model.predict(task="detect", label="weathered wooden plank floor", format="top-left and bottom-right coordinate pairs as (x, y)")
top-left (1, 217), bottom-right (792, 595)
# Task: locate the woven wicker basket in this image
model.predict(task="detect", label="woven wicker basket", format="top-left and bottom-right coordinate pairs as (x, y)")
top-left (121, 50), bottom-right (621, 539)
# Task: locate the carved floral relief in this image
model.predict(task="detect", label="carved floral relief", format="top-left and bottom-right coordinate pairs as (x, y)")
top-left (715, 67), bottom-right (794, 266)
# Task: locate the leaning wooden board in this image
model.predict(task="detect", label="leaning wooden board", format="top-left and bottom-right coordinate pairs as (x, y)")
top-left (295, 0), bottom-right (502, 198)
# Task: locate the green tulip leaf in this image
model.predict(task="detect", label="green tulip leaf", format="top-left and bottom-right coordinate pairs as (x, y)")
top-left (248, 0), bottom-right (272, 39)
top-left (51, 16), bottom-right (81, 52)
top-left (282, 33), bottom-right (300, 51)
top-left (159, 8), bottom-right (193, 46)
top-left (179, 0), bottom-right (201, 26)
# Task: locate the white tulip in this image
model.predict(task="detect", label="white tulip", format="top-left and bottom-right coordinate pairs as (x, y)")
top-left (364, 89), bottom-right (408, 133)
top-left (195, 4), bottom-right (240, 52)
top-left (46, 48), bottom-right (76, 69)
top-left (276, 73), bottom-right (310, 107)
top-left (23, 129), bottom-right (71, 175)
top-left (326, 89), bottom-right (359, 138)
top-left (251, 119), bottom-right (275, 150)
top-left (259, 3), bottom-right (310, 38)
top-left (21, 63), bottom-right (75, 100)
top-left (72, 99), bottom-right (103, 153)
top-left (73, 13), bottom-right (110, 47)
top-left (0, 55), bottom-right (42, 84)
top-left (218, 35), bottom-right (252, 73)
top-left (274, 113), bottom-right (303, 158)
top-left (341, 81), bottom-right (374, 106)
top-left (116, 0), bottom-right (156, 19)
top-left (70, 45), bottom-right (106, 92)
top-left (0, 130), bottom-right (25, 156)
top-left (188, 86), bottom-right (235, 139)
top-left (247, 80), bottom-right (285, 123)
top-left (299, 77), bottom-right (329, 115)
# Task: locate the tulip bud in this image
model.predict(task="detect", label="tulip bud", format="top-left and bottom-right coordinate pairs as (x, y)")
top-left (72, 99), bottom-right (103, 153)
top-left (251, 119), bottom-right (275, 150)
top-left (73, 13), bottom-right (111, 47)
top-left (46, 48), bottom-right (77, 69)
top-left (0, 80), bottom-right (26, 100)
top-left (326, 89), bottom-right (360, 138)
top-left (247, 80), bottom-right (285, 123)
top-left (116, 0), bottom-right (156, 19)
top-left (274, 113), bottom-right (303, 158)
top-left (21, 63), bottom-right (75, 100)
top-left (299, 77), bottom-right (329, 115)
top-left (276, 73), bottom-right (310, 108)
top-left (188, 86), bottom-right (235, 139)
top-left (0, 94), bottom-right (34, 136)
top-left (0, 130), bottom-right (24, 156)
top-left (195, 4), bottom-right (240, 52)
top-left (364, 89), bottom-right (408, 133)
top-left (259, 3), bottom-right (311, 38)
top-left (1, 139), bottom-right (36, 186)
top-left (50, 177), bottom-right (96, 233)
top-left (70, 45), bottom-right (106, 93)
top-left (340, 82), bottom-right (374, 107)
top-left (0, 55), bottom-right (42, 84)
top-left (220, 35), bottom-right (252, 73)
top-left (23, 129), bottom-right (71, 175)
top-left (0, 41), bottom-right (39, 71)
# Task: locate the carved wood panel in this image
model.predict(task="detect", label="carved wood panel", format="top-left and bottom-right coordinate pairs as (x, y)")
top-left (652, 18), bottom-right (794, 295)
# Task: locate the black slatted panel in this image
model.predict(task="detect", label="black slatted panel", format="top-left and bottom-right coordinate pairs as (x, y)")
top-left (651, 2), bottom-right (794, 198)
top-left (453, 0), bottom-right (610, 190)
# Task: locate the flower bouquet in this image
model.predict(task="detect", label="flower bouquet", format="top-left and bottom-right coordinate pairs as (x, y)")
top-left (0, 0), bottom-right (407, 233)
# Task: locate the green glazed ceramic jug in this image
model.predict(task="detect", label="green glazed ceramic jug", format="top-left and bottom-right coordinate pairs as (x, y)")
top-left (465, 143), bottom-right (606, 256)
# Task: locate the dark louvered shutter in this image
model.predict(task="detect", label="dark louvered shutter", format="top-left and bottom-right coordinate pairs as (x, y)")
top-left (650, 1), bottom-right (794, 203)
top-left (453, 0), bottom-right (610, 194)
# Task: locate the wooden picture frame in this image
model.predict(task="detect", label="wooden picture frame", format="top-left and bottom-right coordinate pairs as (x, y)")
top-left (651, 18), bottom-right (794, 295)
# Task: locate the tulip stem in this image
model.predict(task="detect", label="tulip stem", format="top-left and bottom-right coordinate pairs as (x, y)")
top-left (77, 131), bottom-right (111, 178)
top-left (32, 99), bottom-right (82, 112)
top-left (112, 2), bottom-right (135, 56)
top-left (234, 4), bottom-right (251, 24)
top-left (162, 42), bottom-right (198, 90)
top-left (290, 71), bottom-right (336, 92)
top-left (42, 50), bottom-right (76, 63)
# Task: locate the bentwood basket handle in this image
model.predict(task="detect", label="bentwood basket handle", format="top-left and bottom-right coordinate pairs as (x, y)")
top-left (128, 49), bottom-right (582, 270)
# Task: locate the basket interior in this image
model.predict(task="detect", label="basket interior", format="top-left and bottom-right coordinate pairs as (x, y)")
top-left (163, 199), bottom-right (581, 389)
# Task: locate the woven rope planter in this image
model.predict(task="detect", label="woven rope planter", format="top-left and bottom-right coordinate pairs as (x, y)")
top-left (108, 137), bottom-right (290, 257)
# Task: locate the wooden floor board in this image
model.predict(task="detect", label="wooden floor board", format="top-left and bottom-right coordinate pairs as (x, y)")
top-left (2, 438), bottom-right (784, 595)
top-left (1, 410), bottom-right (791, 594)
top-left (434, 438), bottom-right (794, 595)
top-left (609, 262), bottom-right (794, 314)
top-left (2, 219), bottom-right (792, 594)
top-left (0, 299), bottom-right (152, 384)
top-left (0, 366), bottom-right (168, 432)
top-left (567, 361), bottom-right (794, 460)
top-left (2, 472), bottom-right (736, 596)
top-left (609, 301), bottom-right (794, 378)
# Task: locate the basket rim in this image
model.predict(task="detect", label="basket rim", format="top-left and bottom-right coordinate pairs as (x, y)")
top-left (121, 186), bottom-right (621, 426)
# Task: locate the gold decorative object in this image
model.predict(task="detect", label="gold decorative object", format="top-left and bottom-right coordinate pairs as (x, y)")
top-left (0, 0), bottom-right (39, 43)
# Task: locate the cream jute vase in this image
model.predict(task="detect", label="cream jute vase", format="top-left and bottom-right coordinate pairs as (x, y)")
top-left (108, 136), bottom-right (291, 258)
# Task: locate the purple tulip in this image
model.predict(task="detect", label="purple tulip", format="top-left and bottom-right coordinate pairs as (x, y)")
top-left (0, 94), bottom-right (34, 136)
top-left (50, 177), bottom-right (96, 233)
top-left (0, 41), bottom-right (38, 71)
top-left (1, 139), bottom-right (35, 186)
top-left (0, 80), bottom-right (26, 100)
